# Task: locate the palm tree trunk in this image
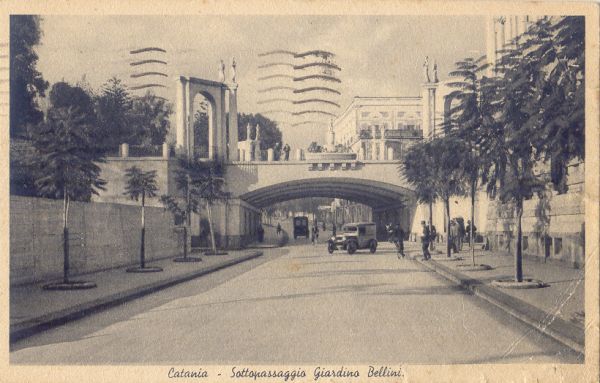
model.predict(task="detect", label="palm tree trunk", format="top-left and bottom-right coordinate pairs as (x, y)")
top-left (515, 200), bottom-right (524, 282)
top-left (444, 197), bottom-right (451, 258)
top-left (206, 201), bottom-right (217, 254)
top-left (428, 201), bottom-right (434, 250)
top-left (470, 179), bottom-right (476, 266)
top-left (63, 188), bottom-right (70, 284)
top-left (140, 192), bottom-right (146, 268)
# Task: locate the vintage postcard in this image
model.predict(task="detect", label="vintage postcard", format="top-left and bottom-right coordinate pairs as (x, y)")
top-left (1, 0), bottom-right (599, 382)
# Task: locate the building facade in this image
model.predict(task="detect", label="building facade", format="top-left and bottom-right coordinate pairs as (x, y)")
top-left (333, 97), bottom-right (423, 161)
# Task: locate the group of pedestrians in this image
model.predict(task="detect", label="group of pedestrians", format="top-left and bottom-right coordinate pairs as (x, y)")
top-left (273, 142), bottom-right (291, 161)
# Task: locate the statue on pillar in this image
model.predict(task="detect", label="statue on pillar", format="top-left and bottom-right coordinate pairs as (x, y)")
top-left (218, 59), bottom-right (226, 82)
top-left (246, 123), bottom-right (252, 141)
top-left (423, 56), bottom-right (430, 82)
top-left (433, 60), bottom-right (439, 83)
top-left (231, 57), bottom-right (237, 83)
top-left (255, 124), bottom-right (261, 141)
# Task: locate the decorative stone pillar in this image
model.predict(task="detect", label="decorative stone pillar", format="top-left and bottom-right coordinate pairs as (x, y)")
top-left (120, 143), bottom-right (129, 158)
top-left (175, 76), bottom-right (188, 154)
top-left (162, 142), bottom-right (169, 158)
top-left (227, 84), bottom-right (239, 161)
top-left (267, 148), bottom-right (274, 162)
top-left (421, 82), bottom-right (438, 139)
top-left (295, 148), bottom-right (303, 161)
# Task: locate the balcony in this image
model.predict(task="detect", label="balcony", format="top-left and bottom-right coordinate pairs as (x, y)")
top-left (384, 129), bottom-right (422, 139)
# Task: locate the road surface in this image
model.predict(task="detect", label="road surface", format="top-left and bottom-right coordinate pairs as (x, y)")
top-left (11, 241), bottom-right (580, 364)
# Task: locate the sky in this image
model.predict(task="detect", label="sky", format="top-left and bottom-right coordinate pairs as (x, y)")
top-left (35, 15), bottom-right (486, 148)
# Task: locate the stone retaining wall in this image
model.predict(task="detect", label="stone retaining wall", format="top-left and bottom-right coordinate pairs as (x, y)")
top-left (10, 196), bottom-right (182, 286)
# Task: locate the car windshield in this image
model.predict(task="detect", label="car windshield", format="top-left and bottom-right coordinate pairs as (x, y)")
top-left (342, 226), bottom-right (357, 232)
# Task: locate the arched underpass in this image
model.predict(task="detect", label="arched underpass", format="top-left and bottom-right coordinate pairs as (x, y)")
top-left (238, 177), bottom-right (417, 240)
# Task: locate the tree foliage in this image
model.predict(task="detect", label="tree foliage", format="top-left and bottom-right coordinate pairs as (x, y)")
top-left (10, 15), bottom-right (49, 137)
top-left (28, 82), bottom-right (106, 202)
top-left (123, 167), bottom-right (158, 203)
top-left (129, 92), bottom-right (172, 147)
top-left (238, 113), bottom-right (283, 150)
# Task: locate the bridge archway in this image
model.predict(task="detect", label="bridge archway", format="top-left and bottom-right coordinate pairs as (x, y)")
top-left (175, 75), bottom-right (239, 161)
top-left (238, 177), bottom-right (417, 239)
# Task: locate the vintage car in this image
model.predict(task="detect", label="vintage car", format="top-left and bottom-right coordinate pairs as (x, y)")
top-left (293, 216), bottom-right (309, 239)
top-left (327, 222), bottom-right (377, 254)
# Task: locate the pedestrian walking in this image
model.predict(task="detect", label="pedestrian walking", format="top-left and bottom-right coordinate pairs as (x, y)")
top-left (394, 223), bottom-right (405, 258)
top-left (466, 220), bottom-right (477, 245)
top-left (276, 223), bottom-right (282, 236)
top-left (420, 221), bottom-right (431, 260)
top-left (283, 143), bottom-right (291, 161)
top-left (332, 223), bottom-right (337, 237)
top-left (311, 225), bottom-right (318, 245)
top-left (449, 219), bottom-right (460, 254)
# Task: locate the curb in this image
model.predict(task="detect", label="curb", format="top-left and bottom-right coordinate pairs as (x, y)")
top-left (414, 257), bottom-right (584, 355)
top-left (10, 251), bottom-right (263, 345)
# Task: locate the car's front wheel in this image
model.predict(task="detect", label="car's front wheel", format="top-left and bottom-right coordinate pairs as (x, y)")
top-left (347, 240), bottom-right (357, 254)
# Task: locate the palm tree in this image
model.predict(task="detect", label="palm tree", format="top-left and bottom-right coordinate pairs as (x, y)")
top-left (174, 156), bottom-right (229, 255)
top-left (428, 136), bottom-right (466, 258)
top-left (160, 155), bottom-right (202, 262)
top-left (482, 40), bottom-right (546, 282)
top-left (123, 166), bottom-right (162, 272)
top-left (194, 160), bottom-right (230, 255)
top-left (28, 102), bottom-right (105, 289)
top-left (444, 56), bottom-right (494, 265)
top-left (402, 141), bottom-right (437, 248)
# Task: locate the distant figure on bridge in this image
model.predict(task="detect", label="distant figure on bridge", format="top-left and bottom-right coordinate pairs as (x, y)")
top-left (283, 144), bottom-right (291, 161)
top-left (274, 142), bottom-right (281, 161)
top-left (257, 224), bottom-right (264, 243)
top-left (421, 221), bottom-right (431, 260)
top-left (276, 223), bottom-right (282, 236)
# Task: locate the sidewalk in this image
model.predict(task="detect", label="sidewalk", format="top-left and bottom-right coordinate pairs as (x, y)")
top-left (405, 242), bottom-right (584, 354)
top-left (10, 249), bottom-right (263, 344)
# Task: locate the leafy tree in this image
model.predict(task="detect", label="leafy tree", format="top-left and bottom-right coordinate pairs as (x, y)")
top-left (523, 17), bottom-right (585, 193)
top-left (129, 92), bottom-right (173, 147)
top-left (444, 56), bottom-right (493, 265)
top-left (95, 77), bottom-right (133, 149)
top-left (160, 154), bottom-right (204, 261)
top-left (193, 160), bottom-right (230, 254)
top-left (483, 42), bottom-right (547, 282)
top-left (193, 102), bottom-right (210, 157)
top-left (10, 15), bottom-right (49, 137)
top-left (238, 113), bottom-right (282, 150)
top-left (402, 141), bottom-right (438, 249)
top-left (124, 167), bottom-right (159, 270)
top-left (428, 136), bottom-right (466, 258)
top-left (28, 84), bottom-right (106, 286)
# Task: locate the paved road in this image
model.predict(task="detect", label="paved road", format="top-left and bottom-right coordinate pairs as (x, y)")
top-left (11, 243), bottom-right (581, 364)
